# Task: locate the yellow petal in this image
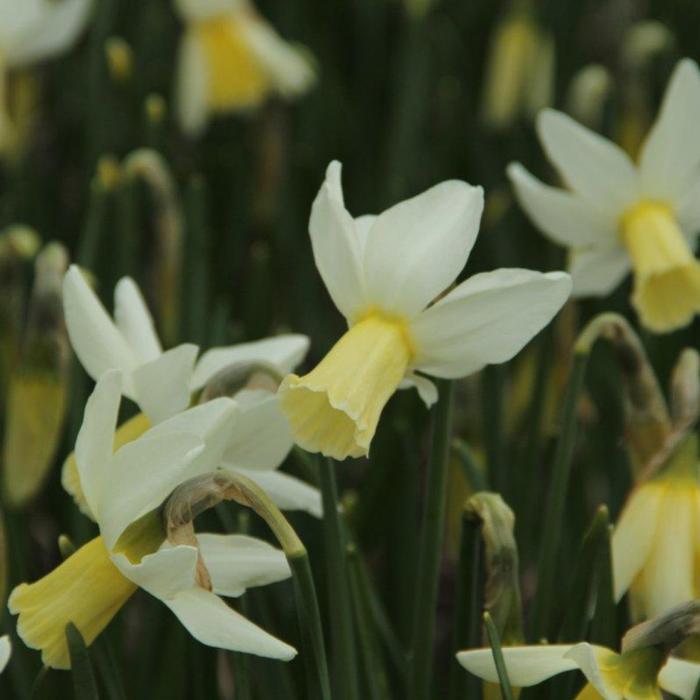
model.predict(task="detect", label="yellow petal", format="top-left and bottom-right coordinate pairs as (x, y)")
top-left (194, 15), bottom-right (270, 111)
top-left (3, 373), bottom-right (67, 507)
top-left (574, 684), bottom-right (604, 700)
top-left (620, 201), bottom-right (700, 333)
top-left (279, 313), bottom-right (413, 460)
top-left (61, 412), bottom-right (151, 518)
top-left (8, 536), bottom-right (136, 669)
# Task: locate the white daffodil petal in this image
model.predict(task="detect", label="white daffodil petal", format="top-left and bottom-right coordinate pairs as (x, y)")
top-left (399, 373), bottom-right (438, 408)
top-left (74, 371), bottom-right (123, 520)
top-left (150, 398), bottom-right (238, 474)
top-left (411, 269), bottom-right (571, 379)
top-left (641, 486), bottom-right (695, 618)
top-left (354, 215), bottom-right (376, 253)
top-left (4, 0), bottom-right (91, 68)
top-left (537, 109), bottom-right (638, 217)
top-left (309, 162), bottom-right (366, 321)
top-left (100, 433), bottom-right (204, 549)
top-left (676, 176), bottom-right (700, 237)
top-left (658, 657), bottom-right (700, 700)
top-left (639, 59), bottom-right (700, 202)
top-left (0, 635), bottom-right (11, 674)
top-left (507, 163), bottom-right (614, 247)
top-left (63, 266), bottom-right (138, 395)
top-left (132, 344), bottom-right (199, 424)
top-left (114, 277), bottom-right (162, 364)
top-left (0, 0), bottom-right (42, 47)
top-left (240, 17), bottom-right (315, 97)
top-left (175, 28), bottom-right (209, 137)
top-left (362, 181), bottom-right (484, 317)
top-left (611, 484), bottom-right (663, 601)
top-left (457, 645), bottom-right (578, 686)
top-left (174, 0), bottom-right (240, 21)
top-left (191, 334), bottom-right (310, 390)
top-left (568, 246), bottom-right (630, 297)
top-left (112, 546), bottom-right (198, 599)
top-left (197, 533), bottom-right (291, 597)
top-left (235, 468), bottom-right (322, 518)
top-left (221, 394), bottom-right (293, 472)
top-left (565, 644), bottom-right (622, 700)
top-left (164, 587), bottom-right (296, 660)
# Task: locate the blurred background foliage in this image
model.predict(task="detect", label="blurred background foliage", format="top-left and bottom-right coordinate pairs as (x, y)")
top-left (2, 0), bottom-right (700, 697)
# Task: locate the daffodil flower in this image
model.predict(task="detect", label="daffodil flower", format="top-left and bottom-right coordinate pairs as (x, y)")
top-left (0, 0), bottom-right (91, 154)
top-left (61, 266), bottom-right (320, 517)
top-left (509, 58), bottom-right (700, 333)
top-left (0, 635), bottom-right (10, 674)
top-left (458, 642), bottom-right (700, 699)
top-left (174, 0), bottom-right (315, 136)
top-left (9, 371), bottom-right (295, 669)
top-left (279, 161), bottom-right (571, 460)
top-left (612, 435), bottom-right (700, 620)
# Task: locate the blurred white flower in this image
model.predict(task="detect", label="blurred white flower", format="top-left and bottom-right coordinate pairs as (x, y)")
top-left (174, 0), bottom-right (316, 136)
top-left (510, 58), bottom-right (700, 333)
top-left (279, 161), bottom-right (571, 460)
top-left (10, 371), bottom-right (295, 669)
top-left (0, 635), bottom-right (9, 674)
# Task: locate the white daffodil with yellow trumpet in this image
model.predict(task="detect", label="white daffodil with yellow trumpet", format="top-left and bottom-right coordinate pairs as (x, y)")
top-left (458, 601), bottom-right (700, 699)
top-left (9, 371), bottom-right (296, 669)
top-left (0, 0), bottom-right (92, 158)
top-left (509, 58), bottom-right (700, 333)
top-left (174, 0), bottom-right (316, 136)
top-left (61, 266), bottom-right (320, 517)
top-left (279, 161), bottom-right (571, 460)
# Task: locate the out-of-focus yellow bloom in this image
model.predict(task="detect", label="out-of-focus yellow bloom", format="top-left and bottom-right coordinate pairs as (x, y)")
top-left (105, 36), bottom-right (133, 84)
top-left (3, 242), bottom-right (70, 507)
top-left (510, 58), bottom-right (700, 333)
top-left (174, 0), bottom-right (316, 136)
top-left (481, 7), bottom-right (554, 130)
top-left (280, 162), bottom-right (571, 460)
top-left (0, 0), bottom-right (91, 159)
top-left (566, 64), bottom-right (612, 131)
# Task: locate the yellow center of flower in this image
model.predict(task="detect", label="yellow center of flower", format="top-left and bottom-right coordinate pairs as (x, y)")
top-left (8, 536), bottom-right (136, 669)
top-left (575, 647), bottom-right (664, 700)
top-left (620, 201), bottom-right (700, 332)
top-left (279, 312), bottom-right (414, 460)
top-left (195, 16), bottom-right (269, 111)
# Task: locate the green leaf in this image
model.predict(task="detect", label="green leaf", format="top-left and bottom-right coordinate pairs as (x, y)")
top-left (65, 623), bottom-right (100, 700)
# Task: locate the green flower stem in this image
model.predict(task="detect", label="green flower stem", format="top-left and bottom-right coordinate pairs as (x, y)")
top-left (347, 544), bottom-right (391, 700)
top-left (448, 511), bottom-right (483, 700)
top-left (590, 516), bottom-right (616, 649)
top-left (532, 312), bottom-right (633, 641)
top-left (320, 458), bottom-right (359, 700)
top-left (483, 612), bottom-right (514, 700)
top-left (289, 551), bottom-right (332, 700)
top-left (409, 379), bottom-right (454, 700)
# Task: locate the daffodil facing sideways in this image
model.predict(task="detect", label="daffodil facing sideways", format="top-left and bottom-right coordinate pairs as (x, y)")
top-left (174, 0), bottom-right (316, 136)
top-left (9, 371), bottom-right (297, 669)
top-left (279, 161), bottom-right (571, 460)
top-left (0, 0), bottom-right (91, 158)
top-left (458, 600), bottom-right (700, 699)
top-left (509, 58), bottom-right (700, 333)
top-left (61, 266), bottom-right (320, 518)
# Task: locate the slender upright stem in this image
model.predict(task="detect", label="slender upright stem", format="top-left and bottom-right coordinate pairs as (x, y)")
top-left (409, 379), bottom-right (454, 700)
top-left (530, 352), bottom-right (588, 640)
top-left (320, 458), bottom-right (359, 700)
top-left (483, 613), bottom-right (514, 700)
top-left (289, 552), bottom-right (332, 700)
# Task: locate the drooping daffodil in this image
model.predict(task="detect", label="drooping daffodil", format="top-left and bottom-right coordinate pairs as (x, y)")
top-left (458, 600), bottom-right (700, 699)
top-left (61, 266), bottom-right (320, 518)
top-left (9, 371), bottom-right (296, 669)
top-left (279, 161), bottom-right (571, 460)
top-left (174, 0), bottom-right (316, 136)
top-left (613, 434), bottom-right (700, 621)
top-left (509, 58), bottom-right (700, 333)
top-left (0, 0), bottom-right (92, 157)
